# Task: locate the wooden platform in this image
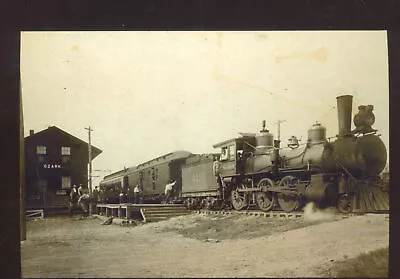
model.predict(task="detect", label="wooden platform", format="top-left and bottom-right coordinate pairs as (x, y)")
top-left (96, 203), bottom-right (190, 222)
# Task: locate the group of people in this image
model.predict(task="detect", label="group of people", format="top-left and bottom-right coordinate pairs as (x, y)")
top-left (118, 184), bottom-right (144, 204)
top-left (73, 180), bottom-right (177, 209)
top-left (116, 180), bottom-right (177, 204)
top-left (106, 180), bottom-right (177, 205)
top-left (69, 184), bottom-right (100, 216)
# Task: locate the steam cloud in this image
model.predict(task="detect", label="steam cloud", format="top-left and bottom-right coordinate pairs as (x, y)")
top-left (303, 202), bottom-right (339, 222)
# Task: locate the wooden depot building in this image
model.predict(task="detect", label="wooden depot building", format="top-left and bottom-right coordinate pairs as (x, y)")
top-left (25, 126), bottom-right (102, 213)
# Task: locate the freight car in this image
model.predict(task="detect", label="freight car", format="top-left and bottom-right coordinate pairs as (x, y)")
top-left (204, 95), bottom-right (388, 213)
top-left (99, 151), bottom-right (192, 203)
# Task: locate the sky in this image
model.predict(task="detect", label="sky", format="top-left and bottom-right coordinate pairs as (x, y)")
top-left (20, 31), bottom-right (390, 186)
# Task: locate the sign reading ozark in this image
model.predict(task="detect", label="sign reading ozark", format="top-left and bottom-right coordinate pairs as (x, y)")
top-left (43, 164), bottom-right (62, 169)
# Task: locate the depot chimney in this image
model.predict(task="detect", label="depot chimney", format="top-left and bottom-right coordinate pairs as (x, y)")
top-left (29, 129), bottom-right (34, 136)
top-left (336, 95), bottom-right (353, 137)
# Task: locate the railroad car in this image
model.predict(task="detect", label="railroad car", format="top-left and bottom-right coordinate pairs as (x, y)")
top-left (180, 154), bottom-right (221, 209)
top-left (99, 151), bottom-right (192, 203)
top-left (99, 168), bottom-right (129, 203)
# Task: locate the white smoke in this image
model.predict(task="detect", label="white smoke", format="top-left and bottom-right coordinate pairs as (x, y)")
top-left (303, 202), bottom-right (339, 222)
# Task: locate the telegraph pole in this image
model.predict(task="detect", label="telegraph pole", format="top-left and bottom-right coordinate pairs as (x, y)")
top-left (85, 126), bottom-right (93, 215)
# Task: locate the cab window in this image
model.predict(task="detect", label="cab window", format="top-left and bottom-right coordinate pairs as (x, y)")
top-left (228, 145), bottom-right (236, 160)
top-left (220, 147), bottom-right (228, 161)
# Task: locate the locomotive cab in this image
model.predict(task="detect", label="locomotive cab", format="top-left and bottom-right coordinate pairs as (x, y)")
top-left (213, 136), bottom-right (256, 177)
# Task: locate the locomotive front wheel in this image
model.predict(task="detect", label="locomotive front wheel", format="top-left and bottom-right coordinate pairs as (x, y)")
top-left (256, 178), bottom-right (276, 211)
top-left (231, 185), bottom-right (248, 211)
top-left (337, 194), bottom-right (353, 214)
top-left (277, 176), bottom-right (300, 212)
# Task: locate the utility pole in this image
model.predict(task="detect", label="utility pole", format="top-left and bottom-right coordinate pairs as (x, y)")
top-left (275, 119), bottom-right (286, 141)
top-left (85, 126), bottom-right (93, 216)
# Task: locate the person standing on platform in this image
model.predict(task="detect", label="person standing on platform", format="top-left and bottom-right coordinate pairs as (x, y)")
top-left (92, 186), bottom-right (99, 203)
top-left (98, 188), bottom-right (105, 203)
top-left (133, 184), bottom-right (140, 204)
top-left (127, 187), bottom-right (134, 204)
top-left (164, 180), bottom-right (176, 204)
top-left (119, 189), bottom-right (125, 204)
top-left (138, 184), bottom-right (144, 204)
top-left (91, 186), bottom-right (100, 213)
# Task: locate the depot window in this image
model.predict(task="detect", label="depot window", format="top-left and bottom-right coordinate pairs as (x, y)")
top-left (61, 176), bottom-right (71, 190)
top-left (61, 146), bottom-right (71, 155)
top-left (36, 145), bottom-right (47, 155)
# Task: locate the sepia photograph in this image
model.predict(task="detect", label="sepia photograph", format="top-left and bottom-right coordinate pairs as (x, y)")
top-left (19, 30), bottom-right (389, 277)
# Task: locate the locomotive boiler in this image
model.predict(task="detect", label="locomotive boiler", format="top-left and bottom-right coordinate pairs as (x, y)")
top-left (212, 95), bottom-right (388, 213)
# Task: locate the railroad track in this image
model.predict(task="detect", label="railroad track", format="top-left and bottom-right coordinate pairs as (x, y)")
top-left (192, 209), bottom-right (304, 219)
top-left (191, 209), bottom-right (376, 219)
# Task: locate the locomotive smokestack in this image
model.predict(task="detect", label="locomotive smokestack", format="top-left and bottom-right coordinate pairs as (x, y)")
top-left (336, 95), bottom-right (353, 137)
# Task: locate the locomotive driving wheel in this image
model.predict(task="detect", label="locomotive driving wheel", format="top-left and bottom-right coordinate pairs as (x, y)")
top-left (277, 176), bottom-right (300, 212)
top-left (231, 184), bottom-right (248, 211)
top-left (256, 178), bottom-right (276, 212)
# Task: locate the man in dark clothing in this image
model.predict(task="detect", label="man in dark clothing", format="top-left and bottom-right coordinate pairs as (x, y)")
top-left (92, 186), bottom-right (100, 202)
top-left (91, 186), bottom-right (100, 214)
top-left (68, 185), bottom-right (79, 216)
top-left (119, 190), bottom-right (125, 204)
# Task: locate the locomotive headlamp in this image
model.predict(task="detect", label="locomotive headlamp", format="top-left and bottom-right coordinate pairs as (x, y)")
top-left (352, 104), bottom-right (376, 134)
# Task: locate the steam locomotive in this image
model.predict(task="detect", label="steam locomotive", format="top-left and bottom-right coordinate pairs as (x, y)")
top-left (206, 95), bottom-right (387, 213)
top-left (99, 95), bottom-right (388, 213)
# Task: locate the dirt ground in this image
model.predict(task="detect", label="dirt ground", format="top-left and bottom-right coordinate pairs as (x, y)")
top-left (21, 208), bottom-right (389, 278)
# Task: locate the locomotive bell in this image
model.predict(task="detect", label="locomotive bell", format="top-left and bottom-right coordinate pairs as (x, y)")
top-left (307, 122), bottom-right (326, 144)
